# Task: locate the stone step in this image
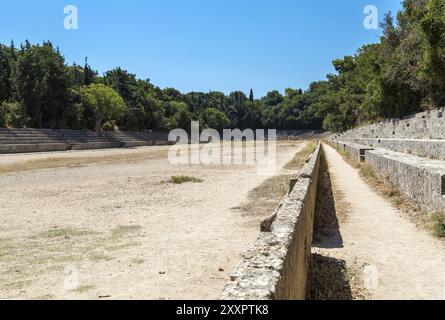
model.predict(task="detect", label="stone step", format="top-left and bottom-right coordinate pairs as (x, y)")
top-left (331, 140), bottom-right (374, 163)
top-left (0, 128), bottom-right (173, 154)
top-left (341, 138), bottom-right (445, 161)
top-left (364, 148), bottom-right (445, 214)
top-left (0, 143), bottom-right (67, 154)
top-left (70, 142), bottom-right (121, 150)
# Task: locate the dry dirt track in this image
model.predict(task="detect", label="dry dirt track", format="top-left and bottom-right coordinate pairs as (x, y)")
top-left (319, 144), bottom-right (445, 300)
top-left (0, 141), bottom-right (305, 300)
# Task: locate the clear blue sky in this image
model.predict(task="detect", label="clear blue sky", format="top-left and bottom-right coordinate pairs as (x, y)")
top-left (0, 0), bottom-right (402, 97)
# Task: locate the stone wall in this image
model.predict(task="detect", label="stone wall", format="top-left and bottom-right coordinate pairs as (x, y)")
top-left (330, 139), bottom-right (445, 214)
top-left (333, 108), bottom-right (445, 160)
top-left (364, 148), bottom-right (445, 214)
top-left (330, 108), bottom-right (445, 215)
top-left (220, 143), bottom-right (322, 300)
top-left (0, 143), bottom-right (67, 154)
top-left (329, 140), bottom-right (373, 163)
top-left (337, 108), bottom-right (445, 140)
top-left (338, 137), bottom-right (445, 161)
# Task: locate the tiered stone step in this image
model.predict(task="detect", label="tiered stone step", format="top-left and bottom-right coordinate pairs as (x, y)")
top-left (0, 128), bottom-right (66, 153)
top-left (338, 137), bottom-right (445, 161)
top-left (0, 128), bottom-right (176, 154)
top-left (54, 130), bottom-right (121, 150)
top-left (106, 131), bottom-right (154, 148)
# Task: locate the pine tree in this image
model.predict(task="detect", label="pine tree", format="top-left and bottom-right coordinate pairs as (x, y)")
top-left (83, 57), bottom-right (96, 86)
top-left (15, 42), bottom-right (69, 128)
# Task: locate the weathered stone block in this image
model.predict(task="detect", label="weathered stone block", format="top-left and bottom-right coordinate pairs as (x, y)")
top-left (365, 148), bottom-right (445, 213)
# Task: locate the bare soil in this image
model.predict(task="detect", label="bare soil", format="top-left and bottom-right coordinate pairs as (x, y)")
top-left (0, 141), bottom-right (306, 300)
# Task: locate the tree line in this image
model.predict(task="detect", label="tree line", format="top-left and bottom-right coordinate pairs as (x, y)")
top-left (0, 40), bottom-right (323, 132)
top-left (312, 0), bottom-right (445, 131)
top-left (1, 0), bottom-right (445, 133)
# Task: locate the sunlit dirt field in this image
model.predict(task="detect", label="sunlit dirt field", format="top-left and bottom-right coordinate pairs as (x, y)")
top-left (0, 141), bottom-right (307, 299)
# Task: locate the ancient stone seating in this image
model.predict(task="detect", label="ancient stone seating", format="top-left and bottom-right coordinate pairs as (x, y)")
top-left (331, 107), bottom-right (445, 215)
top-left (0, 128), bottom-right (171, 154)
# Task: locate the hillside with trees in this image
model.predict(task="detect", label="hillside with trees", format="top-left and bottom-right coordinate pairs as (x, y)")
top-left (1, 0), bottom-right (445, 133)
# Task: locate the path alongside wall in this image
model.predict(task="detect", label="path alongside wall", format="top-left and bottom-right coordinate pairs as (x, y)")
top-left (318, 144), bottom-right (445, 300)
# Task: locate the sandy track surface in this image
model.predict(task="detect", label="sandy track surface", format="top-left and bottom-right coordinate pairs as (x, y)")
top-left (318, 144), bottom-right (445, 300)
top-left (0, 142), bottom-right (305, 300)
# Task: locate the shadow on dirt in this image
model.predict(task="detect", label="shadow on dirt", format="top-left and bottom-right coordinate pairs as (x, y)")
top-left (307, 150), bottom-right (353, 300)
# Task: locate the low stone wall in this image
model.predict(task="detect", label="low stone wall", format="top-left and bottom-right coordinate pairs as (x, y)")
top-left (220, 144), bottom-right (322, 300)
top-left (330, 141), bottom-right (374, 164)
top-left (329, 138), bottom-right (445, 214)
top-left (332, 107), bottom-right (445, 161)
top-left (70, 142), bottom-right (121, 151)
top-left (0, 143), bottom-right (67, 154)
top-left (364, 149), bottom-right (445, 214)
top-left (340, 137), bottom-right (445, 161)
top-left (338, 108), bottom-right (445, 140)
top-left (154, 141), bottom-right (176, 146)
top-left (121, 141), bottom-right (153, 148)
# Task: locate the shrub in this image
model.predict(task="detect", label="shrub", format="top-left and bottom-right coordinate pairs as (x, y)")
top-left (431, 212), bottom-right (445, 237)
top-left (359, 163), bottom-right (375, 179)
top-left (102, 120), bottom-right (115, 131)
top-left (170, 175), bottom-right (203, 184)
top-left (1, 101), bottom-right (25, 127)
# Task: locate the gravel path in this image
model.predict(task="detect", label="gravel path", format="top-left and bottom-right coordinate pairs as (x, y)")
top-left (319, 144), bottom-right (445, 300)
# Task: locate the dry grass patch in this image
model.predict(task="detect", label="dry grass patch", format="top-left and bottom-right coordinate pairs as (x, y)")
top-left (71, 284), bottom-right (96, 294)
top-left (111, 225), bottom-right (143, 238)
top-left (36, 227), bottom-right (99, 239)
top-left (431, 212), bottom-right (445, 237)
top-left (88, 252), bottom-right (114, 262)
top-left (170, 175), bottom-right (203, 184)
top-left (283, 141), bottom-right (317, 170)
top-left (306, 254), bottom-right (352, 300)
top-left (31, 294), bottom-right (56, 300)
top-left (240, 141), bottom-right (316, 217)
top-left (359, 163), bottom-right (376, 179)
top-left (131, 258), bottom-right (145, 265)
top-left (0, 225), bottom-right (143, 298)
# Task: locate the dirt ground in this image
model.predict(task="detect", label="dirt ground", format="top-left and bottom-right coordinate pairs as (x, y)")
top-left (317, 144), bottom-right (445, 300)
top-left (0, 141), bottom-right (306, 300)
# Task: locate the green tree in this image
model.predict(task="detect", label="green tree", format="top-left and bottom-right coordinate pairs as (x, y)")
top-left (0, 101), bottom-right (25, 127)
top-left (249, 89), bottom-right (254, 102)
top-left (421, 0), bottom-right (445, 106)
top-left (167, 102), bottom-right (193, 131)
top-left (83, 57), bottom-right (97, 86)
top-left (261, 90), bottom-right (284, 107)
top-left (0, 42), bottom-right (16, 103)
top-left (80, 84), bottom-right (126, 132)
top-left (201, 108), bottom-right (231, 132)
top-left (15, 41), bottom-right (69, 128)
